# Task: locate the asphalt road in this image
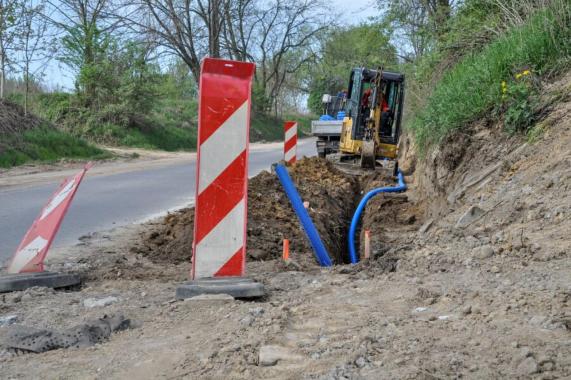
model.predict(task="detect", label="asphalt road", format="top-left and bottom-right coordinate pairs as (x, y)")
top-left (0, 138), bottom-right (316, 263)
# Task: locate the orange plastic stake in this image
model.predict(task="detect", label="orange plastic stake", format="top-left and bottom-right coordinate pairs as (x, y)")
top-left (364, 230), bottom-right (371, 260)
top-left (283, 239), bottom-right (290, 261)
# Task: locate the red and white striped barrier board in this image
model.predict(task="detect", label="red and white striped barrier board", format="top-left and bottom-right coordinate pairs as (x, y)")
top-left (7, 163), bottom-right (92, 273)
top-left (284, 121), bottom-right (297, 164)
top-left (191, 58), bottom-right (255, 279)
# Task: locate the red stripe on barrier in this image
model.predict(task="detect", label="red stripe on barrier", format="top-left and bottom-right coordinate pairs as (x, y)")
top-left (284, 134), bottom-right (298, 153)
top-left (214, 247), bottom-right (244, 277)
top-left (284, 121), bottom-right (296, 131)
top-left (194, 150), bottom-right (247, 244)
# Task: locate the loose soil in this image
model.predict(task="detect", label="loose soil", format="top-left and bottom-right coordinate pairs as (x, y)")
top-left (0, 72), bottom-right (570, 379)
top-left (0, 100), bottom-right (44, 135)
top-left (139, 157), bottom-right (358, 265)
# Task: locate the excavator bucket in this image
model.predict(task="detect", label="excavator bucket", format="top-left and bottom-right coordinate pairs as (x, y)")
top-left (360, 139), bottom-right (376, 169)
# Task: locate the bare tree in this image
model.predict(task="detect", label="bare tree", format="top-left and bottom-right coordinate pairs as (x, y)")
top-left (17, 0), bottom-right (53, 114)
top-left (377, 0), bottom-right (455, 59)
top-left (124, 0), bottom-right (328, 106)
top-left (120, 0), bottom-right (225, 83)
top-left (220, 0), bottom-right (328, 113)
top-left (0, 0), bottom-right (23, 98)
top-left (221, 0), bottom-right (258, 62)
top-left (253, 0), bottom-right (327, 114)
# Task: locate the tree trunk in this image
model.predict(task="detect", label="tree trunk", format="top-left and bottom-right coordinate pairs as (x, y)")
top-left (209, 0), bottom-right (221, 58)
top-left (0, 48), bottom-right (4, 99)
top-left (24, 64), bottom-right (29, 116)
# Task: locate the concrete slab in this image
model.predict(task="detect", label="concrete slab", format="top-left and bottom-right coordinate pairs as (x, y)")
top-left (0, 272), bottom-right (81, 293)
top-left (176, 277), bottom-right (265, 300)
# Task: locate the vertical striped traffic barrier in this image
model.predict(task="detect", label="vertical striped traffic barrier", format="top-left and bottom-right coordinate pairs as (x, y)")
top-left (191, 58), bottom-right (256, 279)
top-left (7, 163), bottom-right (92, 273)
top-left (284, 121), bottom-right (297, 164)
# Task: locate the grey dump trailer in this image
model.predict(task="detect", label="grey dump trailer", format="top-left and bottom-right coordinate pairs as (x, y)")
top-left (311, 119), bottom-right (343, 158)
top-left (312, 93), bottom-right (345, 158)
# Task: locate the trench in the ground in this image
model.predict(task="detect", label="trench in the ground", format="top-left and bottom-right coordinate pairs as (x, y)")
top-left (333, 167), bottom-right (419, 265)
top-left (137, 158), bottom-right (417, 268)
top-left (324, 166), bottom-right (403, 265)
top-left (328, 174), bottom-right (361, 264)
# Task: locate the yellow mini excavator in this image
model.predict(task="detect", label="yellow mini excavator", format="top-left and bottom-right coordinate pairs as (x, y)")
top-left (339, 67), bottom-right (405, 170)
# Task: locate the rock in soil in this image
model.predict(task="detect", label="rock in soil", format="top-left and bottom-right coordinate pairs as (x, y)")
top-left (83, 296), bottom-right (119, 308)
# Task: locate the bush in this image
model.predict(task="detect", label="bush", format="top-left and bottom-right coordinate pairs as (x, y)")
top-left (409, 3), bottom-right (571, 152)
top-left (501, 71), bottom-right (539, 133)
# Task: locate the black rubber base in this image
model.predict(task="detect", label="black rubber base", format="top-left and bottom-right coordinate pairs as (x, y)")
top-left (0, 272), bottom-right (81, 293)
top-left (176, 277), bottom-right (265, 300)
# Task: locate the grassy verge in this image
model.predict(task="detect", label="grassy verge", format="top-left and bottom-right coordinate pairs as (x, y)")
top-left (242, 112), bottom-right (315, 142)
top-left (86, 123), bottom-right (197, 151)
top-left (409, 3), bottom-right (571, 152)
top-left (16, 92), bottom-right (315, 151)
top-left (0, 128), bottom-right (110, 168)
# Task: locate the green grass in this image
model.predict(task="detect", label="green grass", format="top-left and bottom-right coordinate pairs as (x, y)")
top-left (283, 113), bottom-right (314, 136)
top-left (409, 3), bottom-right (571, 152)
top-left (85, 111), bottom-right (311, 151)
top-left (86, 122), bottom-right (197, 151)
top-left (250, 112), bottom-right (315, 141)
top-left (7, 88), bottom-right (317, 163)
top-left (0, 128), bottom-right (110, 168)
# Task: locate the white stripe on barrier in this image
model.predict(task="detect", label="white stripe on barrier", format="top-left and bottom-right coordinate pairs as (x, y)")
top-left (284, 124), bottom-right (297, 141)
top-left (284, 148), bottom-right (296, 162)
top-left (194, 199), bottom-right (246, 278)
top-left (9, 236), bottom-right (48, 273)
top-left (198, 101), bottom-right (249, 193)
top-left (40, 179), bottom-right (76, 220)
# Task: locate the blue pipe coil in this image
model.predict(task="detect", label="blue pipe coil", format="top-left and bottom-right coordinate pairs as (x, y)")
top-left (274, 163), bottom-right (333, 267)
top-left (348, 170), bottom-right (407, 264)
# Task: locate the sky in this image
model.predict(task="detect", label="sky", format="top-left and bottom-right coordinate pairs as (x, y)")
top-left (40, 0), bottom-right (378, 91)
top-left (332, 0), bottom-right (377, 25)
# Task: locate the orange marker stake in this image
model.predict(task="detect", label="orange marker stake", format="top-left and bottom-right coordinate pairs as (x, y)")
top-left (283, 239), bottom-right (290, 261)
top-left (364, 230), bottom-right (371, 260)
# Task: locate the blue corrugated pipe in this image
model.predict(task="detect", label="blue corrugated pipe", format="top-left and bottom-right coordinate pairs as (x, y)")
top-left (274, 164), bottom-right (333, 267)
top-left (348, 170), bottom-right (407, 264)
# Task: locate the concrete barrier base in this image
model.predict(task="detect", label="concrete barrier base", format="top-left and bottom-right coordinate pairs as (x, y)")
top-left (0, 272), bottom-right (81, 293)
top-left (176, 277), bottom-right (265, 300)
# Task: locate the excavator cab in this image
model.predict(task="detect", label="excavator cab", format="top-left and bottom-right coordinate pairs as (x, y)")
top-left (339, 67), bottom-right (405, 168)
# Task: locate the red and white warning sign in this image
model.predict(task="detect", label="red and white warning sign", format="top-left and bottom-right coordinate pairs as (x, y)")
top-left (191, 58), bottom-right (255, 279)
top-left (7, 164), bottom-right (92, 273)
top-left (284, 121), bottom-right (297, 164)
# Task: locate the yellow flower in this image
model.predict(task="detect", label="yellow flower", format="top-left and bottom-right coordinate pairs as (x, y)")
top-left (501, 81), bottom-right (507, 94)
top-left (515, 70), bottom-right (531, 80)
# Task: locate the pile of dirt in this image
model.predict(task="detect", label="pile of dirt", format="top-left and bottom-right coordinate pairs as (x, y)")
top-left (137, 157), bottom-right (358, 265)
top-left (0, 100), bottom-right (45, 135)
top-left (136, 211), bottom-right (195, 265)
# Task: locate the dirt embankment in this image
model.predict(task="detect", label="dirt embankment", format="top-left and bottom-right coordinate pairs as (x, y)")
top-left (0, 100), bottom-right (45, 136)
top-left (137, 157), bottom-right (358, 265)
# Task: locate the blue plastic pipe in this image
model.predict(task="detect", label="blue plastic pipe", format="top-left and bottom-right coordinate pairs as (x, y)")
top-left (349, 170), bottom-right (407, 264)
top-left (274, 164), bottom-right (333, 267)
